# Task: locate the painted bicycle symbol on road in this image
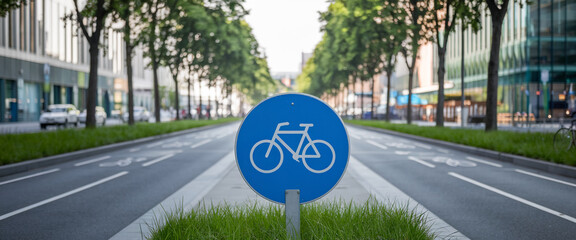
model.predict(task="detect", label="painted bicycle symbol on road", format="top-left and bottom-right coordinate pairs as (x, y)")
top-left (250, 122), bottom-right (335, 174)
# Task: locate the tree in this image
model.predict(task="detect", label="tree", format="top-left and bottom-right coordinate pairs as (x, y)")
top-left (377, 0), bottom-right (408, 122)
top-left (140, 0), bottom-right (172, 123)
top-left (400, 0), bottom-right (434, 124)
top-left (161, 0), bottom-right (204, 121)
top-left (483, 0), bottom-right (511, 131)
top-left (113, 0), bottom-right (144, 126)
top-left (430, 0), bottom-right (481, 127)
top-left (0, 0), bottom-right (25, 17)
top-left (345, 0), bottom-right (387, 120)
top-left (68, 0), bottom-right (116, 128)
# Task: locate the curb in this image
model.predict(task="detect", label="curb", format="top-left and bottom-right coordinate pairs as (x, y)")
top-left (0, 121), bottom-right (238, 178)
top-left (350, 124), bottom-right (576, 179)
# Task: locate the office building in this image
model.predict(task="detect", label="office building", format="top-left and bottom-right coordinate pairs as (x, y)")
top-left (0, 0), bottom-right (159, 123)
top-left (395, 0), bottom-right (576, 123)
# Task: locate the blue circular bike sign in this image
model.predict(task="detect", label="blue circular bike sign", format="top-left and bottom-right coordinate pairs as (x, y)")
top-left (235, 93), bottom-right (349, 204)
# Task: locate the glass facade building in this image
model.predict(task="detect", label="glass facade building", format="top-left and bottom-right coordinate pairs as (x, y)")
top-left (0, 0), bottom-right (156, 123)
top-left (403, 0), bottom-right (576, 123)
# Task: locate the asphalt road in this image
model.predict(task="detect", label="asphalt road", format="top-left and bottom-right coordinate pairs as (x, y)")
top-left (1, 123), bottom-right (575, 239)
top-left (0, 123), bottom-right (237, 239)
top-left (348, 124), bottom-right (576, 240)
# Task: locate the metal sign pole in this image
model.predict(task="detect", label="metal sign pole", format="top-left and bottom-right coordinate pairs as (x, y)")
top-left (285, 189), bottom-right (300, 239)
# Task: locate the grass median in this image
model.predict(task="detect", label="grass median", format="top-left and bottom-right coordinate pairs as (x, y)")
top-left (347, 120), bottom-right (575, 166)
top-left (0, 118), bottom-right (239, 166)
top-left (148, 200), bottom-right (434, 240)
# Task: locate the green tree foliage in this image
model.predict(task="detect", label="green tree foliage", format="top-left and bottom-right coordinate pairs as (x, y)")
top-left (139, 0), bottom-right (172, 123)
top-left (483, 0), bottom-right (517, 132)
top-left (429, 0), bottom-right (481, 127)
top-left (399, 0), bottom-right (434, 124)
top-left (112, 0), bottom-right (145, 125)
top-left (156, 0), bottom-right (274, 117)
top-left (378, 0), bottom-right (407, 122)
top-left (0, 0), bottom-right (25, 17)
top-left (67, 0), bottom-right (117, 128)
top-left (299, 0), bottom-right (409, 120)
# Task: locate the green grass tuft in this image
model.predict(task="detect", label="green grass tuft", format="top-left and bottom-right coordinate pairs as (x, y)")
top-left (0, 118), bottom-right (238, 166)
top-left (147, 199), bottom-right (434, 240)
top-left (347, 120), bottom-right (576, 166)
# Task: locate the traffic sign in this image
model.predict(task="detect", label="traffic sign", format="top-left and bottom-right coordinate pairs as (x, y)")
top-left (235, 93), bottom-right (349, 204)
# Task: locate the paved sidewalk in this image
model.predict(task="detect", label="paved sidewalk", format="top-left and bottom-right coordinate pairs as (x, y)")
top-left (111, 152), bottom-right (468, 240)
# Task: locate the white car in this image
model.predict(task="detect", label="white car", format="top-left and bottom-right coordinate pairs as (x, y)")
top-left (78, 106), bottom-right (107, 126)
top-left (39, 104), bottom-right (80, 129)
top-left (123, 106), bottom-right (150, 122)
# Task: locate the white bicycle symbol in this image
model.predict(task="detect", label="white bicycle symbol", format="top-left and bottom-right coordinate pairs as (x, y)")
top-left (250, 122), bottom-right (335, 174)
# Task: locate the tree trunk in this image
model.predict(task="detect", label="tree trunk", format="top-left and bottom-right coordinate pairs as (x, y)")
top-left (228, 88), bottom-right (233, 117)
top-left (436, 47), bottom-right (446, 127)
top-left (86, 41), bottom-right (100, 128)
top-left (152, 61), bottom-right (161, 123)
top-left (370, 76), bottom-right (375, 120)
top-left (174, 77), bottom-right (180, 120)
top-left (345, 81), bottom-right (351, 117)
top-left (407, 70), bottom-right (414, 124)
top-left (385, 70), bottom-right (392, 122)
top-left (352, 75), bottom-right (357, 119)
top-left (341, 86), bottom-right (346, 117)
top-left (198, 79), bottom-right (203, 119)
top-left (485, 7), bottom-right (506, 132)
top-left (187, 77), bottom-right (192, 119)
top-left (361, 80), bottom-right (365, 119)
top-left (125, 43), bottom-right (135, 126)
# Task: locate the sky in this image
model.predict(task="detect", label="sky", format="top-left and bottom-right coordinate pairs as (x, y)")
top-left (243, 0), bottom-right (330, 74)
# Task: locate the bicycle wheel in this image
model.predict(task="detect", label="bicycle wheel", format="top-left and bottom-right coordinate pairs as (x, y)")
top-left (553, 128), bottom-right (573, 151)
top-left (302, 140), bottom-right (335, 174)
top-left (250, 140), bottom-right (283, 173)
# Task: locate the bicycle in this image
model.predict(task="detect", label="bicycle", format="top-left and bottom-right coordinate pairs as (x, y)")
top-left (249, 122), bottom-right (335, 174)
top-left (553, 119), bottom-right (576, 151)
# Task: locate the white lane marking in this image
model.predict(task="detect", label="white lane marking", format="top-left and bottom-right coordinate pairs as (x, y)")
top-left (191, 139), bottom-right (212, 149)
top-left (466, 157), bottom-right (502, 168)
top-left (366, 140), bottom-right (388, 150)
top-left (142, 154), bottom-right (174, 167)
top-left (146, 141), bottom-right (164, 148)
top-left (110, 152), bottom-right (235, 240)
top-left (350, 134), bottom-right (361, 140)
top-left (74, 156), bottom-right (111, 167)
top-left (408, 156), bottom-right (436, 168)
top-left (216, 133), bottom-right (230, 139)
top-left (414, 143), bottom-right (432, 149)
top-left (347, 156), bottom-right (469, 240)
top-left (100, 157), bottom-right (133, 167)
top-left (129, 148), bottom-right (140, 153)
top-left (449, 172), bottom-right (576, 224)
top-left (515, 169), bottom-right (576, 188)
top-left (0, 171), bottom-right (128, 221)
top-left (395, 151), bottom-right (411, 155)
top-left (0, 169), bottom-right (60, 186)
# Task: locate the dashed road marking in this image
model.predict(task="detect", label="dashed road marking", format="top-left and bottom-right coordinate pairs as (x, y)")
top-left (449, 172), bottom-right (576, 224)
top-left (75, 156), bottom-right (111, 167)
top-left (466, 157), bottom-right (502, 168)
top-left (366, 140), bottom-right (388, 150)
top-left (191, 139), bottom-right (212, 149)
top-left (0, 171), bottom-right (128, 221)
top-left (142, 154), bottom-right (175, 167)
top-left (0, 168), bottom-right (60, 186)
top-left (408, 156), bottom-right (436, 168)
top-left (515, 169), bottom-right (576, 188)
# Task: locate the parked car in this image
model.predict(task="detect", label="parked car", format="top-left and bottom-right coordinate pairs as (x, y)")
top-left (123, 106), bottom-right (150, 122)
top-left (39, 104), bottom-right (80, 129)
top-left (78, 106), bottom-right (107, 126)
